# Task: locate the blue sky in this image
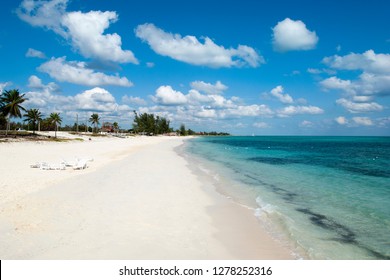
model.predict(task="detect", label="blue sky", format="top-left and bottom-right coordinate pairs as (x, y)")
top-left (1, 0), bottom-right (389, 135)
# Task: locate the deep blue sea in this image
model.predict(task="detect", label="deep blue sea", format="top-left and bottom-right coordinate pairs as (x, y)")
top-left (185, 136), bottom-right (390, 259)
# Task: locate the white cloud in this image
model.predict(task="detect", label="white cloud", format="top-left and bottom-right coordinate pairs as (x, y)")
top-left (277, 105), bottom-right (324, 117)
top-left (320, 76), bottom-right (353, 92)
top-left (272, 18), bottom-right (318, 52)
top-left (24, 82), bottom-right (131, 123)
top-left (24, 77), bottom-right (68, 110)
top-left (270, 85), bottom-right (294, 104)
top-left (335, 116), bottom-right (348, 125)
top-left (62, 11), bottom-right (138, 64)
top-left (17, 0), bottom-right (68, 36)
top-left (0, 81), bottom-right (12, 92)
top-left (352, 95), bottom-right (373, 102)
top-left (307, 68), bottom-right (322, 74)
top-left (352, 117), bottom-right (373, 126)
top-left (148, 84), bottom-right (273, 121)
top-left (73, 87), bottom-right (130, 112)
top-left (190, 80), bottom-right (228, 95)
top-left (152, 85), bottom-right (188, 106)
top-left (26, 48), bottom-right (46, 59)
top-left (322, 50), bottom-right (390, 97)
top-left (357, 72), bottom-right (390, 96)
top-left (253, 122), bottom-right (269, 128)
top-left (195, 108), bottom-right (218, 118)
top-left (28, 75), bottom-right (60, 92)
top-left (135, 23), bottom-right (264, 68)
top-left (122, 95), bottom-right (147, 106)
top-left (17, 0), bottom-right (137, 64)
top-left (321, 50), bottom-right (390, 114)
top-left (38, 57), bottom-right (133, 87)
top-left (323, 50), bottom-right (390, 74)
top-left (335, 98), bottom-right (383, 113)
top-left (223, 104), bottom-right (273, 117)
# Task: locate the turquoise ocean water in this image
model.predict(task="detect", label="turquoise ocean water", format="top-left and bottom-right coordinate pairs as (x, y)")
top-left (184, 136), bottom-right (390, 259)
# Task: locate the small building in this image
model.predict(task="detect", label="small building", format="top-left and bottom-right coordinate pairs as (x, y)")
top-left (101, 122), bottom-right (114, 133)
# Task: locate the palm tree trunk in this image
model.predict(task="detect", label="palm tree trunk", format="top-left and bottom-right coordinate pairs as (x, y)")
top-left (5, 117), bottom-right (9, 136)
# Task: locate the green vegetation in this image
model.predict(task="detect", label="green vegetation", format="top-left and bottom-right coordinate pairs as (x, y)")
top-left (133, 111), bottom-right (172, 135)
top-left (0, 89), bottom-right (27, 136)
top-left (1, 89), bottom-right (230, 139)
top-left (23, 108), bottom-right (43, 134)
top-left (89, 113), bottom-right (100, 133)
top-left (48, 112), bottom-right (62, 138)
top-left (132, 111), bottom-right (229, 136)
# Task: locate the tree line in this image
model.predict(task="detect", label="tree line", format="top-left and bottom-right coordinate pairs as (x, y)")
top-left (1, 88), bottom-right (229, 137)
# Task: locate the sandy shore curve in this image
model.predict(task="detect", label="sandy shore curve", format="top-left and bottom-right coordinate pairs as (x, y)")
top-left (0, 134), bottom-right (293, 259)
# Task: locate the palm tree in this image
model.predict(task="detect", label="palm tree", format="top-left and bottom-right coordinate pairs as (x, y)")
top-left (23, 109), bottom-right (43, 135)
top-left (48, 112), bottom-right (62, 138)
top-left (0, 89), bottom-right (27, 136)
top-left (89, 113), bottom-right (100, 133)
top-left (113, 122), bottom-right (119, 133)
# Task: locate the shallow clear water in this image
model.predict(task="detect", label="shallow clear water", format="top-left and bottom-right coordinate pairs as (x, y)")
top-left (185, 136), bottom-right (390, 259)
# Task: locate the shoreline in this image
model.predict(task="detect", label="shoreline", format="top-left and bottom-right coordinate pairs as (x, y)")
top-left (0, 135), bottom-right (293, 259)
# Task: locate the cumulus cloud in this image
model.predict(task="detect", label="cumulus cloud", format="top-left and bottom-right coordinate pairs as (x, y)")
top-left (195, 108), bottom-right (218, 118)
top-left (272, 18), bottom-right (318, 52)
top-left (38, 57), bottom-right (133, 87)
top-left (17, 0), bottom-right (137, 64)
top-left (352, 117), bottom-right (373, 126)
top-left (28, 75), bottom-right (60, 92)
top-left (335, 116), bottom-right (376, 127)
top-left (270, 85), bottom-right (294, 104)
top-left (322, 50), bottom-right (390, 74)
top-left (277, 105), bottom-right (324, 117)
top-left (122, 95), bottom-right (147, 106)
top-left (26, 48), bottom-right (46, 59)
top-left (321, 50), bottom-right (390, 114)
top-left (148, 84), bottom-right (273, 121)
top-left (0, 82), bottom-right (12, 93)
top-left (335, 116), bottom-right (348, 125)
top-left (335, 98), bottom-right (383, 113)
top-left (190, 80), bottom-right (228, 95)
top-left (320, 77), bottom-right (352, 92)
top-left (17, 0), bottom-right (68, 36)
top-left (62, 11), bottom-right (138, 64)
top-left (322, 50), bottom-right (390, 97)
top-left (24, 76), bottom-right (68, 110)
top-left (135, 23), bottom-right (264, 68)
top-left (152, 85), bottom-right (188, 106)
top-left (24, 82), bottom-right (131, 124)
top-left (73, 87), bottom-right (130, 112)
top-left (223, 104), bottom-right (273, 117)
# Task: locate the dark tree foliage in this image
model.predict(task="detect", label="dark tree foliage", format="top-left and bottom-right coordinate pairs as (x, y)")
top-left (133, 111), bottom-right (172, 135)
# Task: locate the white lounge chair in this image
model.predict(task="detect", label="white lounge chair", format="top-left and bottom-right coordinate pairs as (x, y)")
top-left (61, 158), bottom-right (77, 167)
top-left (40, 162), bottom-right (66, 170)
top-left (73, 159), bottom-right (88, 170)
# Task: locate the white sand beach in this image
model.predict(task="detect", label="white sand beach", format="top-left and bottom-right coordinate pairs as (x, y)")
top-left (0, 134), bottom-right (293, 259)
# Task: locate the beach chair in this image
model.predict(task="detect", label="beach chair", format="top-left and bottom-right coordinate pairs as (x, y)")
top-left (61, 158), bottom-right (77, 167)
top-left (73, 159), bottom-right (88, 170)
top-left (30, 162), bottom-right (44, 168)
top-left (40, 162), bottom-right (66, 170)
